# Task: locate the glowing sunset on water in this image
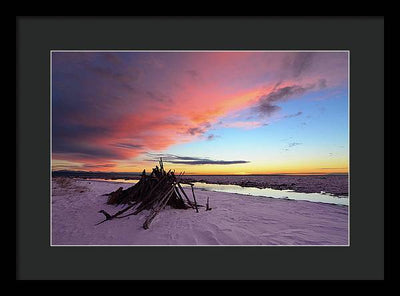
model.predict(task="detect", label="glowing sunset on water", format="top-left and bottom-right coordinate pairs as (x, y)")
top-left (51, 51), bottom-right (348, 175)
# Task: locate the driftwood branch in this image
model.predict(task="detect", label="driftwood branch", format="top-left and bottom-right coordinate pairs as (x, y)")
top-left (206, 197), bottom-right (212, 211)
top-left (176, 182), bottom-right (194, 208)
top-left (143, 187), bottom-right (174, 229)
top-left (96, 158), bottom-right (202, 229)
top-left (191, 184), bottom-right (199, 213)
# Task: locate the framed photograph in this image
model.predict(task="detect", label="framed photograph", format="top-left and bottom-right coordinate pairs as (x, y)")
top-left (17, 16), bottom-right (386, 280)
top-left (50, 50), bottom-right (349, 246)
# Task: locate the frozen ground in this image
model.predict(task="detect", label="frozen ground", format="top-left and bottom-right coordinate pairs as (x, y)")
top-left (51, 177), bottom-right (349, 246)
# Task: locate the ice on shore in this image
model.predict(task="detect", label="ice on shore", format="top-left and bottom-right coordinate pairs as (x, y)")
top-left (51, 178), bottom-right (348, 246)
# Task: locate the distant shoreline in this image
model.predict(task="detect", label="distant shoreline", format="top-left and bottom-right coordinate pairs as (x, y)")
top-left (52, 171), bottom-right (348, 197)
top-left (52, 170), bottom-right (348, 177)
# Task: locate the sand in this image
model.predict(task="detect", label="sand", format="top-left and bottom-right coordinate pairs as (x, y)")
top-left (51, 177), bottom-right (349, 246)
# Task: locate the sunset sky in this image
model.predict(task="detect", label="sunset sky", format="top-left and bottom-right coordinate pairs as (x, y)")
top-left (51, 51), bottom-right (349, 175)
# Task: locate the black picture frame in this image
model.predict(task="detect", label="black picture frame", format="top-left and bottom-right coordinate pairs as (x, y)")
top-left (16, 16), bottom-right (386, 281)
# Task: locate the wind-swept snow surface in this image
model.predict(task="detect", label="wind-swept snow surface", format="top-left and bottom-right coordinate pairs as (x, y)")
top-left (51, 178), bottom-right (348, 246)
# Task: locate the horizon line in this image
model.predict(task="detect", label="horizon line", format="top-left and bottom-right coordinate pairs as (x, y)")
top-left (52, 169), bottom-right (348, 176)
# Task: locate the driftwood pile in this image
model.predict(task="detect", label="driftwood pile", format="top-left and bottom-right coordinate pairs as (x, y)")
top-left (97, 158), bottom-right (211, 229)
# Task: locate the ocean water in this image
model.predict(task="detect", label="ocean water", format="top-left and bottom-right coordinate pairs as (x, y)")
top-left (185, 182), bottom-right (348, 206)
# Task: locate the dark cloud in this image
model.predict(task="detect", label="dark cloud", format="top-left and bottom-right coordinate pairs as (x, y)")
top-left (258, 104), bottom-right (282, 117)
top-left (52, 124), bottom-right (130, 161)
top-left (318, 78), bottom-right (327, 89)
top-left (145, 90), bottom-right (172, 102)
top-left (185, 122), bottom-right (211, 136)
top-left (289, 52), bottom-right (314, 78)
top-left (186, 127), bottom-right (205, 136)
top-left (113, 143), bottom-right (144, 150)
top-left (53, 121), bottom-right (116, 140)
top-left (255, 84), bottom-right (314, 117)
top-left (53, 142), bottom-right (125, 160)
top-left (83, 163), bottom-right (116, 169)
top-left (86, 65), bottom-right (138, 91)
top-left (206, 134), bottom-right (216, 141)
top-left (186, 70), bottom-right (199, 79)
top-left (272, 81), bottom-right (282, 90)
top-left (168, 160), bottom-right (249, 165)
top-left (52, 124), bottom-right (123, 160)
top-left (146, 153), bottom-right (250, 165)
top-left (284, 111), bottom-right (303, 119)
top-left (52, 52), bottom-right (161, 163)
top-left (267, 85), bottom-right (313, 102)
top-left (52, 55), bottom-right (139, 128)
top-left (288, 142), bottom-right (302, 148)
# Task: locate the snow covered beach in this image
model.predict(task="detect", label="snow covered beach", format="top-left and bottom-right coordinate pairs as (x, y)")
top-left (51, 177), bottom-right (349, 246)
